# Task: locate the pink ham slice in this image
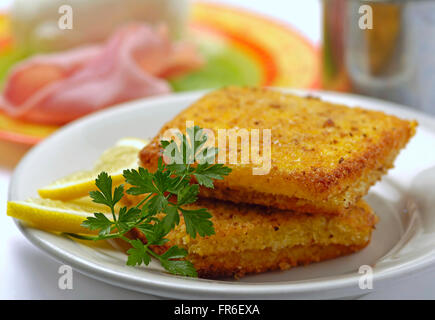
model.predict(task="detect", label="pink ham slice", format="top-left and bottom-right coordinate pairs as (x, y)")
top-left (0, 24), bottom-right (202, 125)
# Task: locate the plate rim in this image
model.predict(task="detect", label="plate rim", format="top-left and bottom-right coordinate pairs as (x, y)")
top-left (9, 89), bottom-right (435, 299)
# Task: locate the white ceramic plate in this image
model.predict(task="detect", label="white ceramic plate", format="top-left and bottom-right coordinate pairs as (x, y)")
top-left (9, 89), bottom-right (435, 299)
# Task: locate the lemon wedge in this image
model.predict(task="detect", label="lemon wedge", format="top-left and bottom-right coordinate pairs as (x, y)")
top-left (7, 197), bottom-right (112, 234)
top-left (37, 137), bottom-right (148, 201)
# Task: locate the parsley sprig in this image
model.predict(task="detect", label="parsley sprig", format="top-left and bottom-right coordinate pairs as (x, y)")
top-left (65, 126), bottom-right (231, 277)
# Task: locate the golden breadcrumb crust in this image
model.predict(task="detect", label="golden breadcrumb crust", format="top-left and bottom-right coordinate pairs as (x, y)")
top-left (187, 244), bottom-right (369, 279)
top-left (140, 87), bottom-right (417, 213)
top-left (129, 199), bottom-right (377, 279)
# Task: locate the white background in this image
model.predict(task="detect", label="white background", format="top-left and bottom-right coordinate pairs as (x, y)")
top-left (1, 0), bottom-right (435, 299)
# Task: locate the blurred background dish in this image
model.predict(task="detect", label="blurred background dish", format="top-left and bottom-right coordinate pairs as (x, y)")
top-left (0, 1), bottom-right (319, 145)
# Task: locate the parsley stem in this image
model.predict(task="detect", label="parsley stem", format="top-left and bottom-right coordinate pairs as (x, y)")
top-left (119, 234), bottom-right (132, 243)
top-left (110, 207), bottom-right (117, 224)
top-left (146, 246), bottom-right (162, 261)
top-left (171, 163), bottom-right (191, 194)
top-left (62, 233), bottom-right (100, 241)
top-left (64, 231), bottom-right (126, 241)
top-left (173, 173), bottom-right (187, 190)
top-left (134, 193), bottom-right (153, 210)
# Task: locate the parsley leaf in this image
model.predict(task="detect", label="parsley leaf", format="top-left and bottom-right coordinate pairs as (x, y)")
top-left (180, 208), bottom-right (215, 238)
top-left (161, 205), bottom-right (180, 234)
top-left (118, 207), bottom-right (141, 231)
top-left (194, 164), bottom-right (232, 188)
top-left (81, 212), bottom-right (113, 236)
top-left (89, 172), bottom-right (124, 220)
top-left (126, 239), bottom-right (151, 266)
top-left (160, 246), bottom-right (188, 260)
top-left (123, 167), bottom-right (157, 195)
top-left (146, 194), bottom-right (168, 216)
top-left (136, 222), bottom-right (168, 245)
top-left (159, 245), bottom-right (197, 277)
top-left (161, 259), bottom-right (197, 277)
top-left (177, 184), bottom-right (199, 206)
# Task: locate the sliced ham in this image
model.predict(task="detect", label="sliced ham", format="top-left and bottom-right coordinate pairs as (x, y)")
top-left (1, 24), bottom-right (202, 125)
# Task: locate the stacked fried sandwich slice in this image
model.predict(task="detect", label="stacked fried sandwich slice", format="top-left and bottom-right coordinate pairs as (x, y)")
top-left (135, 87), bottom-right (417, 278)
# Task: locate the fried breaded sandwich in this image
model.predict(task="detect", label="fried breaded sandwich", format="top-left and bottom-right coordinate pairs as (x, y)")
top-left (140, 87), bottom-right (417, 214)
top-left (130, 199), bottom-right (377, 279)
top-left (131, 87), bottom-right (416, 278)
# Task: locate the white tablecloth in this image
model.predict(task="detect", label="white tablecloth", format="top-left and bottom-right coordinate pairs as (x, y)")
top-left (1, 0), bottom-right (435, 299)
